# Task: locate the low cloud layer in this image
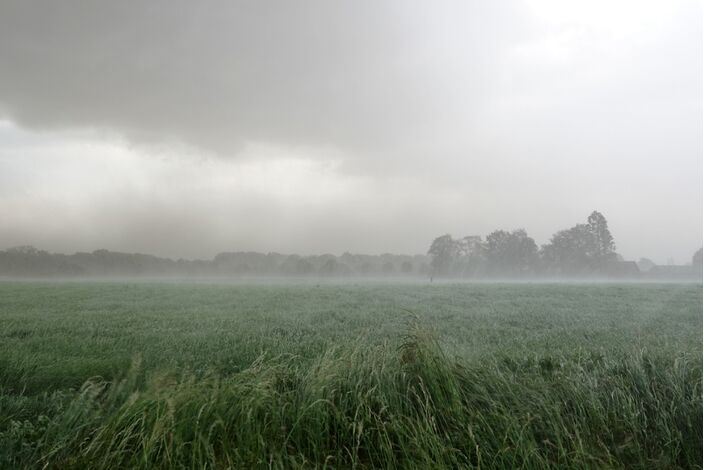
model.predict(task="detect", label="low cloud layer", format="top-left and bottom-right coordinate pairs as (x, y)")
top-left (0, 1), bottom-right (701, 263)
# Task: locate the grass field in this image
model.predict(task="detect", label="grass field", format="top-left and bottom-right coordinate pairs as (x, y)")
top-left (0, 281), bottom-right (701, 468)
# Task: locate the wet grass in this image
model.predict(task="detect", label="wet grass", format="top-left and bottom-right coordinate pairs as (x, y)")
top-left (0, 281), bottom-right (701, 468)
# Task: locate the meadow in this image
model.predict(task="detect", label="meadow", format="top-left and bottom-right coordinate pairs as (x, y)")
top-left (0, 281), bottom-right (701, 469)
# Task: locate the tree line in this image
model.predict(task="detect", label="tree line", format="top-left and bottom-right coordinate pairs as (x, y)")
top-left (0, 211), bottom-right (700, 279)
top-left (428, 211), bottom-right (700, 279)
top-left (0, 247), bottom-right (431, 278)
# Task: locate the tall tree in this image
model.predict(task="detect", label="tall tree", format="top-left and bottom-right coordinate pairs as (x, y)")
top-left (456, 235), bottom-right (485, 277)
top-left (541, 224), bottom-right (595, 274)
top-left (484, 229), bottom-right (537, 276)
top-left (587, 211), bottom-right (615, 261)
top-left (428, 234), bottom-right (457, 277)
top-left (542, 211), bottom-right (617, 275)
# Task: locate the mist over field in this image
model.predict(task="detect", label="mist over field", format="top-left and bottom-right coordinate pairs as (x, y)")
top-left (0, 1), bottom-right (702, 469)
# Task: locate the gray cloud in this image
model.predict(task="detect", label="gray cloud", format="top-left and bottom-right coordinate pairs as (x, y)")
top-left (0, 0), bottom-right (701, 262)
top-left (0, 1), bottom-right (524, 157)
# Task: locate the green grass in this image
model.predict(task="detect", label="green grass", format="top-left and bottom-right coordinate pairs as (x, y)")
top-left (0, 281), bottom-right (701, 468)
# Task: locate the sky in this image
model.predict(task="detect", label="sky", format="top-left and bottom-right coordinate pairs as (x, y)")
top-left (0, 0), bottom-right (701, 264)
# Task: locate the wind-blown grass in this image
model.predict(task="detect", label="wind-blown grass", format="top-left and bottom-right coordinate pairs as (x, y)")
top-left (0, 282), bottom-right (701, 468)
top-left (1, 327), bottom-right (701, 469)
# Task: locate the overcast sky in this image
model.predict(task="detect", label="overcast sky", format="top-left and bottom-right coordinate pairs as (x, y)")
top-left (0, 0), bottom-right (701, 263)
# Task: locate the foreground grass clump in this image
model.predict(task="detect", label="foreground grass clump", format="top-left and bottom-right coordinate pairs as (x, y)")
top-left (1, 327), bottom-right (701, 469)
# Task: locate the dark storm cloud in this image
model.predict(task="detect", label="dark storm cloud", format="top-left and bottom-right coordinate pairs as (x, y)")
top-left (0, 1), bottom-right (701, 262)
top-left (0, 1), bottom-right (524, 157)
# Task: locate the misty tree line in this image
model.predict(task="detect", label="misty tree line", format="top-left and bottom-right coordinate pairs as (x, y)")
top-left (0, 247), bottom-right (431, 278)
top-left (428, 211), bottom-right (702, 278)
top-left (0, 210), bottom-right (700, 279)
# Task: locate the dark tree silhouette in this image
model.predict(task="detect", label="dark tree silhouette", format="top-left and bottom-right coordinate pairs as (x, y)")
top-left (587, 211), bottom-right (616, 262)
top-left (541, 211), bottom-right (617, 275)
top-left (541, 224), bottom-right (595, 274)
top-left (484, 229), bottom-right (537, 276)
top-left (428, 234), bottom-right (457, 277)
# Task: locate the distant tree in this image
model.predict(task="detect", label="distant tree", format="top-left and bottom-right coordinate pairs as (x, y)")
top-left (693, 248), bottom-right (703, 272)
top-left (214, 251), bottom-right (265, 274)
top-left (296, 258), bottom-right (315, 275)
top-left (428, 234), bottom-right (457, 277)
top-left (320, 258), bottom-right (338, 276)
top-left (456, 235), bottom-right (485, 277)
top-left (541, 211), bottom-right (618, 276)
top-left (382, 261), bottom-right (395, 275)
top-left (339, 252), bottom-right (355, 266)
top-left (280, 254), bottom-right (315, 276)
top-left (280, 255), bottom-right (302, 275)
top-left (587, 211), bottom-right (616, 262)
top-left (484, 229), bottom-right (537, 276)
top-left (319, 258), bottom-right (350, 277)
top-left (541, 224), bottom-right (594, 275)
top-left (3, 245), bottom-right (55, 276)
top-left (7, 245), bottom-right (40, 255)
top-left (401, 261), bottom-right (413, 273)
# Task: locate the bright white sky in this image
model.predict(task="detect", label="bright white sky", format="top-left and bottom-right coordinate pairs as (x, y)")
top-left (0, 0), bottom-right (701, 263)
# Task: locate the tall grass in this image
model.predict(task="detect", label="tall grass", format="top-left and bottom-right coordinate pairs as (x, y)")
top-left (2, 326), bottom-right (701, 469)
